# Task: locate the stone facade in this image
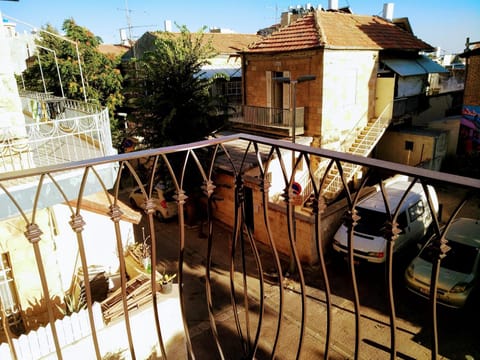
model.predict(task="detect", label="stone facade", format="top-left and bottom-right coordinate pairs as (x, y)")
top-left (463, 49), bottom-right (480, 106)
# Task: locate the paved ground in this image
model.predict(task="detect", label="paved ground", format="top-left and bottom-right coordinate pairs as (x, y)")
top-left (126, 185), bottom-right (480, 360)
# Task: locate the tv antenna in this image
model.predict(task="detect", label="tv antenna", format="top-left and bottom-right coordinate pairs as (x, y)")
top-left (117, 0), bottom-right (134, 46)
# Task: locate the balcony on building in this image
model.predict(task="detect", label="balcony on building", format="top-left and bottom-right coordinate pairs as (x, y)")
top-left (229, 105), bottom-right (305, 137)
top-left (0, 91), bottom-right (118, 219)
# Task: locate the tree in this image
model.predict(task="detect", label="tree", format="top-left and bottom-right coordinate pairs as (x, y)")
top-left (21, 19), bottom-right (124, 117)
top-left (126, 25), bottom-right (228, 148)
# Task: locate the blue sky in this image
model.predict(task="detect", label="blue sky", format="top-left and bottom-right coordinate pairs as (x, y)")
top-left (1, 0), bottom-right (479, 54)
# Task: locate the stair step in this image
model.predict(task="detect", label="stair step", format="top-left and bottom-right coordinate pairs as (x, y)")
top-left (357, 133), bottom-right (382, 139)
top-left (360, 130), bottom-right (383, 137)
top-left (351, 144), bottom-right (372, 150)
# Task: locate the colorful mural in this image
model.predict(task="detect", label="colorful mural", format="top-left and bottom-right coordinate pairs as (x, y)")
top-left (462, 105), bottom-right (480, 127)
top-left (460, 105), bottom-right (480, 153)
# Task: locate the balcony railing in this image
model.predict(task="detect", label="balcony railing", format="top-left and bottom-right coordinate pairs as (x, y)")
top-left (1, 92), bottom-right (114, 173)
top-left (2, 92), bottom-right (114, 171)
top-left (230, 105), bottom-right (305, 137)
top-left (0, 133), bottom-right (479, 359)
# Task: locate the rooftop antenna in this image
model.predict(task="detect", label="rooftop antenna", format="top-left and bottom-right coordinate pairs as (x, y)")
top-left (266, 4), bottom-right (280, 23)
top-left (124, 0), bottom-right (133, 46)
top-left (117, 0), bottom-right (134, 48)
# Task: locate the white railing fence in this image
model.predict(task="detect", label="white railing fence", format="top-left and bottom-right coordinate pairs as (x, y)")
top-left (0, 303), bottom-right (103, 360)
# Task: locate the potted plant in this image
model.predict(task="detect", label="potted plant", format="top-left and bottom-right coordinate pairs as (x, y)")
top-left (141, 228), bottom-right (151, 273)
top-left (159, 272), bottom-right (176, 294)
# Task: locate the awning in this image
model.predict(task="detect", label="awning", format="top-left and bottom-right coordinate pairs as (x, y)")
top-left (382, 55), bottom-right (448, 76)
top-left (197, 66), bottom-right (241, 79)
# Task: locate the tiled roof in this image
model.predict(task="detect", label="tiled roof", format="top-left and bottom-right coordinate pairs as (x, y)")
top-left (247, 13), bottom-right (321, 53)
top-left (246, 11), bottom-right (433, 53)
top-left (153, 32), bottom-right (261, 54)
top-left (98, 44), bottom-right (130, 57)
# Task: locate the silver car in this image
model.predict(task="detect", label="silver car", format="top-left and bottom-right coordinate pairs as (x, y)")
top-left (405, 217), bottom-right (480, 309)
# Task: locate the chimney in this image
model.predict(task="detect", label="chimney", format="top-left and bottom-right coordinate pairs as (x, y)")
top-left (383, 3), bottom-right (394, 21)
top-left (164, 20), bottom-right (172, 32)
top-left (328, 0), bottom-right (338, 10)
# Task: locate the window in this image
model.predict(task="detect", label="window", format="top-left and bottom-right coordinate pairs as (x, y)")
top-left (227, 80), bottom-right (242, 97)
top-left (405, 141), bottom-right (414, 151)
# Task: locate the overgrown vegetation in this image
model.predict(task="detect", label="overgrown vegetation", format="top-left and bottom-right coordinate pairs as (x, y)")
top-left (20, 19), bottom-right (124, 145)
top-left (124, 25), bottom-right (228, 148)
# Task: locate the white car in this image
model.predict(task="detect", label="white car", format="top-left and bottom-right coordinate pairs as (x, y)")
top-left (405, 217), bottom-right (480, 309)
top-left (129, 184), bottom-right (178, 221)
top-left (332, 176), bottom-right (438, 263)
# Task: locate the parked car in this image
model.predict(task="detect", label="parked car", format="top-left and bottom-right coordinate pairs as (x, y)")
top-left (405, 217), bottom-right (480, 309)
top-left (332, 176), bottom-right (438, 263)
top-left (129, 183), bottom-right (178, 221)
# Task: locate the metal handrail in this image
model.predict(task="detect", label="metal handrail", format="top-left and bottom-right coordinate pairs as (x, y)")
top-left (230, 105), bottom-right (305, 130)
top-left (0, 108), bottom-right (112, 172)
top-left (0, 132), bottom-right (478, 360)
top-left (320, 102), bottom-right (394, 199)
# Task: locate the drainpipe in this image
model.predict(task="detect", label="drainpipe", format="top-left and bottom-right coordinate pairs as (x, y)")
top-left (241, 53), bottom-right (247, 107)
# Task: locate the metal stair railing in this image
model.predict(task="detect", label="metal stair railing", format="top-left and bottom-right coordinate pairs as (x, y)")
top-left (301, 102), bottom-right (393, 204)
top-left (318, 102), bottom-right (394, 201)
top-left (299, 110), bottom-right (368, 205)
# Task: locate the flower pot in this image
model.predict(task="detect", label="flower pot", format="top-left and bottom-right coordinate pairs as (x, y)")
top-left (160, 281), bottom-right (172, 294)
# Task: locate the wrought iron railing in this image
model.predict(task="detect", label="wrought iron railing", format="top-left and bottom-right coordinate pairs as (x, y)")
top-left (230, 105), bottom-right (305, 136)
top-left (19, 91), bottom-right (102, 116)
top-left (0, 133), bottom-right (478, 359)
top-left (1, 94), bottom-right (114, 173)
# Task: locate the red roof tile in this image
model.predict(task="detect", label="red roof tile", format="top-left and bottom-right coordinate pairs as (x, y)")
top-left (246, 11), bottom-right (433, 53)
top-left (247, 13), bottom-right (321, 53)
top-left (153, 32), bottom-right (261, 54)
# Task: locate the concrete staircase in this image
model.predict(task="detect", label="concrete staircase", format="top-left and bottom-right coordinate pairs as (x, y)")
top-left (303, 103), bottom-right (393, 206)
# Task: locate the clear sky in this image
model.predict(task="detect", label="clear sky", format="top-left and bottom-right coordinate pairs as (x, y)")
top-left (1, 0), bottom-right (479, 54)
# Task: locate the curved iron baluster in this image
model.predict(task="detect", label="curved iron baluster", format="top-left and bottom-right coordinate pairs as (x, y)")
top-left (24, 174), bottom-right (65, 360)
top-left (312, 157), bottom-right (333, 359)
top-left (214, 141), bottom-right (251, 356)
top-left (274, 145), bottom-right (308, 359)
top-left (424, 189), bottom-right (469, 360)
top-left (379, 176), bottom-right (418, 360)
top-left (48, 169), bottom-right (107, 360)
top-left (122, 160), bottom-right (165, 359)
top-left (254, 143), bottom-right (285, 359)
top-left (160, 151), bottom-right (193, 359)
top-left (337, 161), bottom-right (370, 360)
top-left (196, 144), bottom-right (227, 360)
top-left (240, 143), bottom-right (270, 360)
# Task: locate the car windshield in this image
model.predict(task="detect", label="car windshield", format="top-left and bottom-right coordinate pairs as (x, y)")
top-left (352, 207), bottom-right (406, 237)
top-left (352, 208), bottom-right (386, 236)
top-left (419, 240), bottom-right (478, 274)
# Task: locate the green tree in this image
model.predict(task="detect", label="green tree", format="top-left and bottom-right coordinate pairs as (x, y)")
top-left (21, 19), bottom-right (123, 117)
top-left (126, 25), bottom-right (227, 148)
